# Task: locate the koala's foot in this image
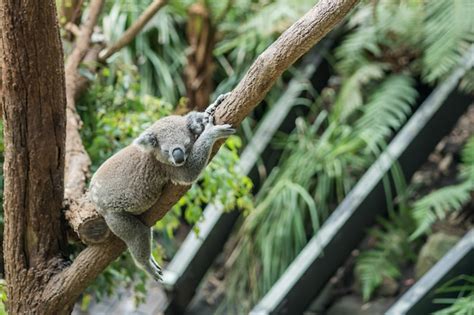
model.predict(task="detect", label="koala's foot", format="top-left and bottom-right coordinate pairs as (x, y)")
top-left (205, 92), bottom-right (231, 116)
top-left (147, 257), bottom-right (163, 282)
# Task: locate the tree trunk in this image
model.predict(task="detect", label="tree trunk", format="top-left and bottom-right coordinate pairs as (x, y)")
top-left (184, 2), bottom-right (216, 112)
top-left (0, 0), bottom-right (68, 313)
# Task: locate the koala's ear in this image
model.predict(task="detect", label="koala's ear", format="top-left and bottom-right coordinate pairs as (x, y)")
top-left (134, 132), bottom-right (159, 151)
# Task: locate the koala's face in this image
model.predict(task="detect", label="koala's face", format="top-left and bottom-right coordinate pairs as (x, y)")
top-left (135, 116), bottom-right (194, 167)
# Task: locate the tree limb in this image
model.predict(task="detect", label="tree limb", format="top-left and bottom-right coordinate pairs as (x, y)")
top-left (98, 0), bottom-right (168, 62)
top-left (52, 0), bottom-right (359, 305)
top-left (64, 0), bottom-right (104, 200)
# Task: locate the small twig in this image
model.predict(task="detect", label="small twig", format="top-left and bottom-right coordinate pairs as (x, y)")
top-left (65, 0), bottom-right (104, 75)
top-left (64, 23), bottom-right (82, 37)
top-left (98, 0), bottom-right (167, 61)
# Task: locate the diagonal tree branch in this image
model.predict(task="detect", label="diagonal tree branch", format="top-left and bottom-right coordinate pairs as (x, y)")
top-left (98, 0), bottom-right (168, 61)
top-left (50, 0), bottom-right (360, 306)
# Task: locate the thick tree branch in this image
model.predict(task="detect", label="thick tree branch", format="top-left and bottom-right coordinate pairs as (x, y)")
top-left (98, 0), bottom-right (167, 61)
top-left (64, 0), bottom-right (104, 200)
top-left (54, 0), bottom-right (359, 304)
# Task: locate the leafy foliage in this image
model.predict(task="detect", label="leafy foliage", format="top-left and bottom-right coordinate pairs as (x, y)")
top-left (433, 275), bottom-right (474, 315)
top-left (0, 280), bottom-right (6, 315)
top-left (356, 135), bottom-right (474, 300)
top-left (421, 0), bottom-right (474, 83)
top-left (101, 0), bottom-right (187, 103)
top-left (410, 182), bottom-right (472, 239)
top-left (223, 70), bottom-right (417, 311)
top-left (355, 206), bottom-right (416, 301)
top-left (333, 0), bottom-right (474, 302)
top-left (410, 136), bottom-right (474, 238)
top-left (223, 0), bottom-right (473, 309)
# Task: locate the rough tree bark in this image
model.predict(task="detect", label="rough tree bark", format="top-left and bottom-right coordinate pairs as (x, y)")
top-left (1, 0), bottom-right (359, 313)
top-left (0, 0), bottom-right (67, 313)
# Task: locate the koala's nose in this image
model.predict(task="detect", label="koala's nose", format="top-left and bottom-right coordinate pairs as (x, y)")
top-left (172, 148), bottom-right (185, 164)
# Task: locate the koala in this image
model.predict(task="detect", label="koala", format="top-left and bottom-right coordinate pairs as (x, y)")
top-left (89, 93), bottom-right (234, 281)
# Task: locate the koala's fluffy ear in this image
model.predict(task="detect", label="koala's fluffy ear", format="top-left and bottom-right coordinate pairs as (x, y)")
top-left (134, 131), bottom-right (159, 152)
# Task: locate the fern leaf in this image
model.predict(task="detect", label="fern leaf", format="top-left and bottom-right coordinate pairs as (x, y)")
top-left (355, 75), bottom-right (417, 150)
top-left (333, 63), bottom-right (387, 122)
top-left (460, 136), bottom-right (474, 182)
top-left (422, 0), bottom-right (474, 82)
top-left (410, 182), bottom-right (472, 239)
top-left (356, 251), bottom-right (401, 301)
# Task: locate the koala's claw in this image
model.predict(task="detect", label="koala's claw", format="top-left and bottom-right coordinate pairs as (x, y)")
top-left (215, 92), bottom-right (231, 105)
top-left (212, 124), bottom-right (236, 138)
top-left (149, 258), bottom-right (163, 282)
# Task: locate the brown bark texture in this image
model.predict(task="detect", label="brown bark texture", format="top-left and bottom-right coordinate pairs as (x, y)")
top-left (184, 2), bottom-right (216, 112)
top-left (56, 0), bottom-right (359, 306)
top-left (0, 0), bottom-right (68, 313)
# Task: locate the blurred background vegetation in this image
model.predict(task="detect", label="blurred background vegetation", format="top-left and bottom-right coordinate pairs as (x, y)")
top-left (0, 0), bottom-right (473, 314)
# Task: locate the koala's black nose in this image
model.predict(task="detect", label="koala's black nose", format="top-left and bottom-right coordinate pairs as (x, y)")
top-left (172, 148), bottom-right (185, 164)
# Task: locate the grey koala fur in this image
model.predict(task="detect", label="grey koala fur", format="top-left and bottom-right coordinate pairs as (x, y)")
top-left (89, 94), bottom-right (234, 281)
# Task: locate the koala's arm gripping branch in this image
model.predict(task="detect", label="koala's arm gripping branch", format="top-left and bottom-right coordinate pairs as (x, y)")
top-left (55, 0), bottom-right (359, 305)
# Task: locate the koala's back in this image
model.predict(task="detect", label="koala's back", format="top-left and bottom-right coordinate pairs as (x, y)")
top-left (90, 145), bottom-right (166, 215)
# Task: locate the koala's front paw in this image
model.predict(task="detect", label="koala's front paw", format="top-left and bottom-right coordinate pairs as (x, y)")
top-left (205, 92), bottom-right (232, 116)
top-left (211, 124), bottom-right (236, 139)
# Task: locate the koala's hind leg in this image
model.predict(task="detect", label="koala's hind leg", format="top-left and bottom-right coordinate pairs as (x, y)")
top-left (103, 212), bottom-right (163, 281)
